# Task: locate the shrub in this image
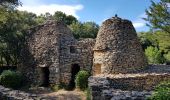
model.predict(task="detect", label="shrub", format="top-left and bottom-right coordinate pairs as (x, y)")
top-left (75, 70), bottom-right (90, 91)
top-left (145, 46), bottom-right (165, 64)
top-left (86, 87), bottom-right (92, 100)
top-left (0, 70), bottom-right (23, 89)
top-left (148, 81), bottom-right (170, 100)
top-left (50, 83), bottom-right (66, 92)
top-left (164, 52), bottom-right (170, 64)
top-left (50, 84), bottom-right (60, 92)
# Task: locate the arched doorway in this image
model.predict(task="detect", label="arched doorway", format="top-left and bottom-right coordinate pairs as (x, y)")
top-left (39, 67), bottom-right (49, 87)
top-left (69, 64), bottom-right (80, 89)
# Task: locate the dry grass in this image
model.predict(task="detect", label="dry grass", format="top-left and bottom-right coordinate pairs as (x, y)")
top-left (41, 89), bottom-right (86, 100)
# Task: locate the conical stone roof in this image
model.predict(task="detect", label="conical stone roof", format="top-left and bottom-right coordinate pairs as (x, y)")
top-left (93, 16), bottom-right (148, 74)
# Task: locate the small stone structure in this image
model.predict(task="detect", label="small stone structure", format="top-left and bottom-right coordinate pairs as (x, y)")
top-left (19, 16), bottom-right (170, 100)
top-left (89, 16), bottom-right (170, 100)
top-left (93, 16), bottom-right (147, 74)
top-left (20, 20), bottom-right (95, 86)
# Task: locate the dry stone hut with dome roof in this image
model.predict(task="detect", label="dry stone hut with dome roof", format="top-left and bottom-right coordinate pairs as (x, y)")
top-left (93, 16), bottom-right (148, 75)
top-left (20, 20), bottom-right (95, 87)
top-left (89, 16), bottom-right (170, 100)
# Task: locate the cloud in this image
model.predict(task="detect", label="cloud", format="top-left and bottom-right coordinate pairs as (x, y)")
top-left (18, 0), bottom-right (83, 19)
top-left (133, 22), bottom-right (145, 28)
top-left (132, 13), bottom-right (146, 28)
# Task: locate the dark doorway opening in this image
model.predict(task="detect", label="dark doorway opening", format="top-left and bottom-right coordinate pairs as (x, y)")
top-left (68, 64), bottom-right (80, 90)
top-left (39, 67), bottom-right (49, 87)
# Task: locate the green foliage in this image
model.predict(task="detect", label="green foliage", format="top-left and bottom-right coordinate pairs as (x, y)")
top-left (0, 0), bottom-right (21, 9)
top-left (154, 31), bottom-right (170, 53)
top-left (0, 70), bottom-right (23, 89)
top-left (0, 0), bottom-right (20, 5)
top-left (164, 52), bottom-right (170, 64)
top-left (53, 11), bottom-right (78, 25)
top-left (86, 87), bottom-right (92, 100)
top-left (70, 21), bottom-right (99, 39)
top-left (82, 22), bottom-right (99, 38)
top-left (69, 21), bottom-right (83, 39)
top-left (138, 32), bottom-right (158, 50)
top-left (50, 82), bottom-right (68, 91)
top-left (148, 81), bottom-right (170, 100)
top-left (75, 70), bottom-right (90, 91)
top-left (50, 84), bottom-right (60, 92)
top-left (144, 0), bottom-right (170, 34)
top-left (145, 46), bottom-right (165, 64)
top-left (138, 31), bottom-right (170, 64)
top-left (0, 6), bottom-right (39, 66)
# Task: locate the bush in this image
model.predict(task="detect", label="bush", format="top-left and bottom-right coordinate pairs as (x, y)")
top-left (86, 87), bottom-right (92, 100)
top-left (0, 70), bottom-right (23, 89)
top-left (148, 81), bottom-right (170, 100)
top-left (145, 46), bottom-right (165, 64)
top-left (50, 84), bottom-right (60, 92)
top-left (164, 52), bottom-right (170, 64)
top-left (75, 70), bottom-right (90, 91)
top-left (50, 83), bottom-right (66, 92)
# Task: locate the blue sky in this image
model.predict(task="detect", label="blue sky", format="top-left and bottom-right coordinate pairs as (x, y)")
top-left (18, 0), bottom-right (160, 32)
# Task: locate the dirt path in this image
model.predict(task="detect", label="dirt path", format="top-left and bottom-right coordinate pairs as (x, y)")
top-left (41, 89), bottom-right (86, 100)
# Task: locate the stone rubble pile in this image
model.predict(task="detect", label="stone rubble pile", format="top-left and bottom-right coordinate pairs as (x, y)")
top-left (0, 85), bottom-right (41, 100)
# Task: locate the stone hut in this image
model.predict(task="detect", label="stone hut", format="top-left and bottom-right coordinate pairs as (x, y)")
top-left (93, 16), bottom-right (147, 74)
top-left (89, 17), bottom-right (170, 100)
top-left (20, 20), bottom-right (95, 87)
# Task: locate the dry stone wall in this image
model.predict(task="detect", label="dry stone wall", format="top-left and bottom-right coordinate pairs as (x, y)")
top-left (20, 20), bottom-right (95, 86)
top-left (77, 38), bottom-right (96, 71)
top-left (89, 65), bottom-right (170, 100)
top-left (0, 85), bottom-right (41, 100)
top-left (20, 20), bottom-right (67, 85)
top-left (93, 17), bottom-right (147, 74)
top-left (59, 38), bottom-right (95, 84)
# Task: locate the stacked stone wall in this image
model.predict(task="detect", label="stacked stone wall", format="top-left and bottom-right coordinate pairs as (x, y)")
top-left (20, 20), bottom-right (71, 84)
top-left (20, 20), bottom-right (95, 86)
top-left (93, 17), bottom-right (147, 74)
top-left (0, 85), bottom-right (41, 100)
top-left (89, 65), bottom-right (170, 100)
top-left (59, 38), bottom-right (95, 84)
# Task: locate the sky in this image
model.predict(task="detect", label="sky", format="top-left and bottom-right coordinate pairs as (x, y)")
top-left (18, 0), bottom-right (160, 32)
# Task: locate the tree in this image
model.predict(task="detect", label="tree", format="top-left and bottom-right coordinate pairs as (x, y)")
top-left (53, 11), bottom-right (77, 25)
top-left (65, 15), bottom-right (78, 25)
top-left (144, 0), bottom-right (170, 33)
top-left (69, 21), bottom-right (83, 39)
top-left (69, 21), bottom-right (99, 39)
top-left (35, 14), bottom-right (46, 24)
top-left (164, 51), bottom-right (170, 64)
top-left (0, 0), bottom-right (21, 6)
top-left (154, 31), bottom-right (170, 53)
top-left (145, 46), bottom-right (165, 64)
top-left (138, 31), bottom-right (170, 64)
top-left (138, 32), bottom-right (158, 50)
top-left (0, 6), bottom-right (38, 66)
top-left (82, 22), bottom-right (99, 38)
